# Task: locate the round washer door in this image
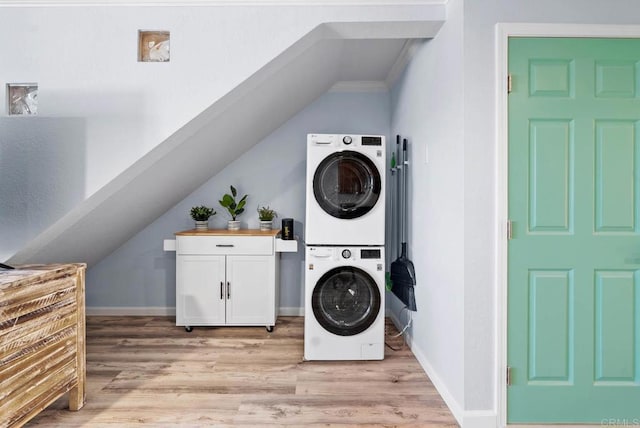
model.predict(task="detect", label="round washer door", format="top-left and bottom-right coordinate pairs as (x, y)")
top-left (313, 150), bottom-right (381, 219)
top-left (311, 266), bottom-right (381, 336)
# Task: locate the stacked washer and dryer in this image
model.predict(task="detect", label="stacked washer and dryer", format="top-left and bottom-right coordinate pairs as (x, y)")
top-left (304, 134), bottom-right (386, 361)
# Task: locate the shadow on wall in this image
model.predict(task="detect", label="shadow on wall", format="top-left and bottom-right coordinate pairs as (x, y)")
top-left (0, 117), bottom-right (86, 261)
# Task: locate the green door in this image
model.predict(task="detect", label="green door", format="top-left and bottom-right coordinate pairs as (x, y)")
top-left (508, 37), bottom-right (640, 423)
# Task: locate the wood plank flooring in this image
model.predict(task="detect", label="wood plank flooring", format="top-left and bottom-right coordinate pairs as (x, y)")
top-left (26, 316), bottom-right (458, 427)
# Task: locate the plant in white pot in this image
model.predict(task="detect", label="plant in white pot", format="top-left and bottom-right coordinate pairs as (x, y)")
top-left (190, 205), bottom-right (216, 230)
top-left (219, 185), bottom-right (247, 230)
top-left (257, 206), bottom-right (277, 231)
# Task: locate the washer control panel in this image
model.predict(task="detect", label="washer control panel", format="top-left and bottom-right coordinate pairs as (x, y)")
top-left (307, 246), bottom-right (383, 262)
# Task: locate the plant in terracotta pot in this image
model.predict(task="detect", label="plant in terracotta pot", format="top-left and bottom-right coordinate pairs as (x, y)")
top-left (257, 206), bottom-right (277, 231)
top-left (219, 185), bottom-right (248, 230)
top-left (190, 205), bottom-right (216, 230)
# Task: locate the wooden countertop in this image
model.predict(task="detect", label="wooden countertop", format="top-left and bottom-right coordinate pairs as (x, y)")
top-left (175, 229), bottom-right (281, 237)
top-left (0, 263), bottom-right (86, 289)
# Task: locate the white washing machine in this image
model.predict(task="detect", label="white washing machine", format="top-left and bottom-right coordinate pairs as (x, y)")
top-left (304, 245), bottom-right (385, 361)
top-left (305, 134), bottom-right (386, 246)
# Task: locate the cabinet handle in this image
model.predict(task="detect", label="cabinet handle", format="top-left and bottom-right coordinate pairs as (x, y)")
top-left (220, 281), bottom-right (224, 300)
top-left (216, 244), bottom-right (234, 247)
top-left (227, 281), bottom-right (230, 299)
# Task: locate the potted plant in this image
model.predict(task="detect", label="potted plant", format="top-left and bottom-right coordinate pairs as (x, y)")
top-left (190, 205), bottom-right (216, 230)
top-left (257, 206), bottom-right (277, 231)
top-left (219, 185), bottom-right (248, 230)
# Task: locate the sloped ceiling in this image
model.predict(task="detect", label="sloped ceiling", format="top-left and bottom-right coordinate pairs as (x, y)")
top-left (8, 20), bottom-right (443, 266)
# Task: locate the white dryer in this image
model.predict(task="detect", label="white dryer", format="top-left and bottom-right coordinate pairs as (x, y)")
top-left (304, 245), bottom-right (385, 361)
top-left (305, 134), bottom-right (385, 246)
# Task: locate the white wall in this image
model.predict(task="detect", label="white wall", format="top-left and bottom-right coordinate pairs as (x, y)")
top-left (0, 4), bottom-right (431, 196)
top-left (389, 0), bottom-right (465, 420)
top-left (0, 2), bottom-right (442, 261)
top-left (0, 118), bottom-right (86, 261)
top-left (86, 89), bottom-right (391, 311)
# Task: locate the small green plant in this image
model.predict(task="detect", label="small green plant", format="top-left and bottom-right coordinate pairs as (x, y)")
top-left (257, 206), bottom-right (277, 221)
top-left (219, 185), bottom-right (248, 220)
top-left (190, 205), bottom-right (216, 221)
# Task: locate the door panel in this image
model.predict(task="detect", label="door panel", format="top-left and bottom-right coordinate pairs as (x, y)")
top-left (508, 37), bottom-right (640, 423)
top-left (527, 270), bottom-right (573, 383)
top-left (595, 120), bottom-right (638, 231)
top-left (529, 59), bottom-right (574, 97)
top-left (595, 61), bottom-right (637, 98)
top-left (529, 119), bottom-right (573, 232)
top-left (594, 270), bottom-right (638, 383)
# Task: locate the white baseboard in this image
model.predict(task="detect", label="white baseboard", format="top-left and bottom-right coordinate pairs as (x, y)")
top-left (279, 307), bottom-right (304, 316)
top-left (86, 306), bottom-right (305, 317)
top-left (86, 306), bottom-right (176, 316)
top-left (463, 411), bottom-right (498, 428)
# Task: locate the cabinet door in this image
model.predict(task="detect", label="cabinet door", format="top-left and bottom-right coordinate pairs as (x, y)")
top-left (176, 255), bottom-right (226, 325)
top-left (225, 255), bottom-right (276, 325)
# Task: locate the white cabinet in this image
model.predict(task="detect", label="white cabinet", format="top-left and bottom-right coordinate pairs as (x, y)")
top-left (175, 230), bottom-right (280, 332)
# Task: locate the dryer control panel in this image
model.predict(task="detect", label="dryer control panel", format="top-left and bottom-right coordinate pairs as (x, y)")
top-left (308, 134), bottom-right (384, 148)
top-left (361, 136), bottom-right (382, 146)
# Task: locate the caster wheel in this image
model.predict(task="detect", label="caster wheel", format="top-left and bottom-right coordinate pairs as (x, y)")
top-left (185, 326), bottom-right (193, 332)
top-left (266, 326), bottom-right (274, 333)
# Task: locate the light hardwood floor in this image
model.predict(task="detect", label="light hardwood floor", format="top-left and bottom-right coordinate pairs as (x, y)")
top-left (27, 316), bottom-right (458, 427)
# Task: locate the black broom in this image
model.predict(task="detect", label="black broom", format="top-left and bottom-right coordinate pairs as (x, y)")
top-left (390, 137), bottom-right (416, 311)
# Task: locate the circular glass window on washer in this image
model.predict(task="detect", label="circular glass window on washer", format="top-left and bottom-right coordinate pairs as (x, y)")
top-left (312, 266), bottom-right (381, 336)
top-left (313, 151), bottom-right (381, 219)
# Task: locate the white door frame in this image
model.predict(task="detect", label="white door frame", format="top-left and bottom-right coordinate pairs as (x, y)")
top-left (495, 23), bottom-right (640, 428)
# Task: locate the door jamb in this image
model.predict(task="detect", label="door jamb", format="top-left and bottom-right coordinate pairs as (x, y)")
top-left (495, 23), bottom-right (640, 428)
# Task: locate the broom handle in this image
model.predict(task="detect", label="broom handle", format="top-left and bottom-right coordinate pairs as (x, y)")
top-left (400, 138), bottom-right (404, 248)
top-left (402, 138), bottom-right (408, 256)
top-left (396, 135), bottom-right (402, 258)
